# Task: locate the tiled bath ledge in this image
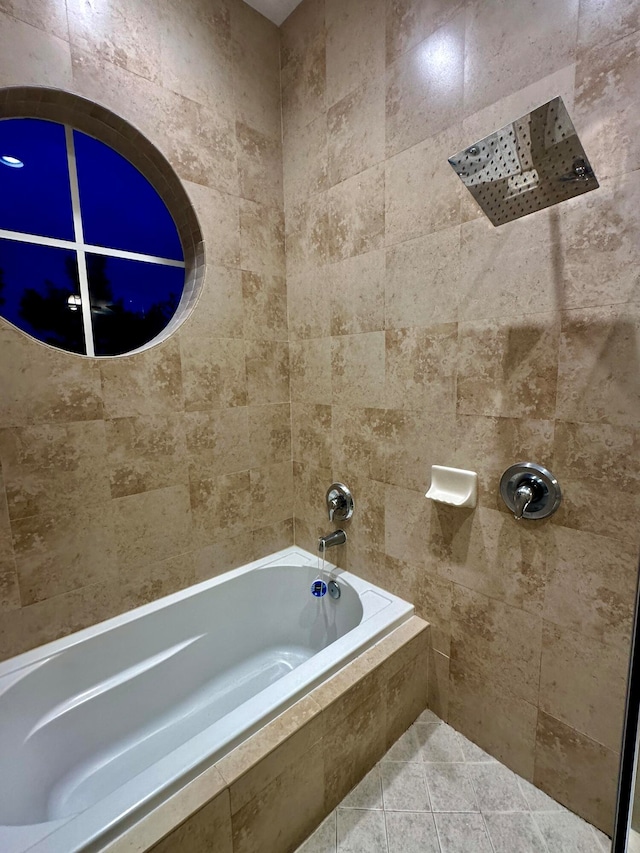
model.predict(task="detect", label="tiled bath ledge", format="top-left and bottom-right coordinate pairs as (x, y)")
top-left (100, 616), bottom-right (430, 853)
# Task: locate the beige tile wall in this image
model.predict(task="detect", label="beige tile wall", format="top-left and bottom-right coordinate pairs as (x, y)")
top-left (283, 0), bottom-right (640, 833)
top-left (0, 0), bottom-right (638, 838)
top-left (0, 0), bottom-right (291, 659)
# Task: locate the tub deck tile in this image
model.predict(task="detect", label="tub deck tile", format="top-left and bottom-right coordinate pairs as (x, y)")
top-left (231, 739), bottom-right (326, 853)
top-left (101, 766), bottom-right (228, 853)
top-left (149, 789), bottom-right (232, 853)
top-left (217, 693), bottom-right (324, 813)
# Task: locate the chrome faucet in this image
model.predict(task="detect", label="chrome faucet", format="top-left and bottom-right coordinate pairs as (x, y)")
top-left (500, 462), bottom-right (562, 521)
top-left (318, 530), bottom-right (347, 551)
top-left (325, 483), bottom-right (354, 523)
top-left (513, 482), bottom-right (535, 519)
top-left (327, 493), bottom-right (341, 523)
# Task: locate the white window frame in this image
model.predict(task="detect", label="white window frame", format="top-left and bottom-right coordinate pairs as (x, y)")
top-left (0, 121), bottom-right (185, 357)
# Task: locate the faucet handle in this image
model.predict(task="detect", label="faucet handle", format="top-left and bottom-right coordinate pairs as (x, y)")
top-left (499, 463), bottom-right (561, 521)
top-left (325, 483), bottom-right (354, 523)
top-left (513, 483), bottom-right (535, 520)
top-left (327, 494), bottom-right (340, 522)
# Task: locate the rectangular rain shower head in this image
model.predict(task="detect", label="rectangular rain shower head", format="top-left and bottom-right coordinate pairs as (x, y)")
top-left (448, 96), bottom-right (599, 226)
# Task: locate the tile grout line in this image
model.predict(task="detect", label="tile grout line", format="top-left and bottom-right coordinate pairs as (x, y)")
top-left (332, 808), bottom-right (337, 853)
top-left (432, 808), bottom-right (445, 853)
top-left (478, 811), bottom-right (499, 853)
top-left (462, 747), bottom-right (498, 853)
top-left (515, 776), bottom-right (552, 853)
top-left (529, 811), bottom-right (549, 852)
top-left (381, 808), bottom-right (391, 853)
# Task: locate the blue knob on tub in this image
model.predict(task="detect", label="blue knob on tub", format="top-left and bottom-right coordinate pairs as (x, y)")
top-left (311, 579), bottom-right (327, 597)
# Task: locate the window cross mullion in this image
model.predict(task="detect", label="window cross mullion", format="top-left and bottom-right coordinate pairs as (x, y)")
top-left (65, 126), bottom-right (95, 358)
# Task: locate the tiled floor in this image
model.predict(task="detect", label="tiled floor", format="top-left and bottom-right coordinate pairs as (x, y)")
top-left (296, 711), bottom-right (612, 853)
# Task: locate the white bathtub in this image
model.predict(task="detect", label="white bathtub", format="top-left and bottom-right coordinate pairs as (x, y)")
top-left (0, 546), bottom-right (413, 853)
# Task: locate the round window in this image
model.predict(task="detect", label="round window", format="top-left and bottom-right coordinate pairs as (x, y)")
top-left (0, 116), bottom-right (187, 356)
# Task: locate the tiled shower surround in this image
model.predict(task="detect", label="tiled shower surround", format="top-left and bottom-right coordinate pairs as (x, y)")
top-left (0, 0), bottom-right (638, 839)
top-left (282, 0), bottom-right (639, 835)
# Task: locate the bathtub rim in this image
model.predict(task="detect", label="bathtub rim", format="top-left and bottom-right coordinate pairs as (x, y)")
top-left (0, 547), bottom-right (342, 679)
top-left (0, 546), bottom-right (416, 853)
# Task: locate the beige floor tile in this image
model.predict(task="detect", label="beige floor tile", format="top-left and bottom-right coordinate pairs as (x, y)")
top-left (483, 813), bottom-right (547, 853)
top-left (336, 807), bottom-right (387, 853)
top-left (381, 762), bottom-right (430, 812)
top-left (424, 763), bottom-right (478, 813)
top-left (386, 810), bottom-right (440, 853)
top-left (533, 811), bottom-right (606, 853)
top-left (416, 722), bottom-right (465, 763)
top-left (296, 710), bottom-right (609, 853)
top-left (434, 812), bottom-right (493, 852)
top-left (466, 762), bottom-right (529, 812)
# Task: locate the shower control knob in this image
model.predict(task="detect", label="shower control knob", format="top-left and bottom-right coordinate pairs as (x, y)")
top-left (500, 463), bottom-right (561, 521)
top-left (326, 483), bottom-right (354, 523)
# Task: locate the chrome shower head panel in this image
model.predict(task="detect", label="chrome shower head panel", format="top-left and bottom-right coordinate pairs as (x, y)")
top-left (448, 96), bottom-right (599, 226)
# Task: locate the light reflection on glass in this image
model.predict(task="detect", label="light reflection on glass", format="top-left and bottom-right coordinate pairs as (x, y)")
top-left (1, 155), bottom-right (24, 168)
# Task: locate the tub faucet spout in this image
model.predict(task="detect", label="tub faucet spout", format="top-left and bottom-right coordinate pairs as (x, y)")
top-left (318, 529), bottom-right (347, 552)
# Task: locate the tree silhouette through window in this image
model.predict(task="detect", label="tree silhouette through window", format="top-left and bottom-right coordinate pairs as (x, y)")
top-left (12, 255), bottom-right (179, 356)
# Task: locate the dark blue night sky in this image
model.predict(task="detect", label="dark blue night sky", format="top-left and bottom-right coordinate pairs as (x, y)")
top-left (87, 253), bottom-right (184, 355)
top-left (74, 130), bottom-right (184, 261)
top-left (0, 117), bottom-right (185, 355)
top-left (0, 118), bottom-right (74, 240)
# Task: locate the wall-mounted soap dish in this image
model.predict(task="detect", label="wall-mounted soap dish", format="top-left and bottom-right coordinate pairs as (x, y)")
top-left (425, 465), bottom-right (477, 508)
